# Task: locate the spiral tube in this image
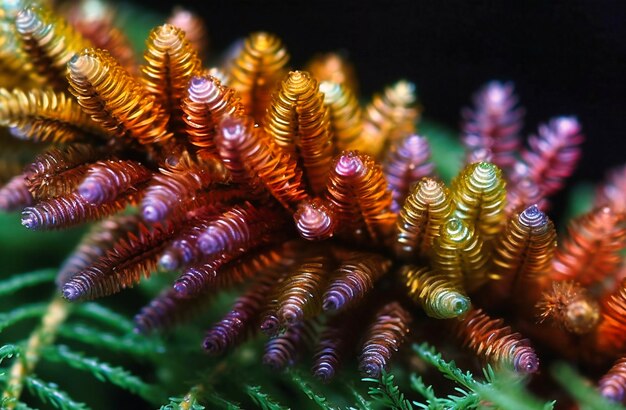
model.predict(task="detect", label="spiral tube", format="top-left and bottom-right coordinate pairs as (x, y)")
top-left (0, 87), bottom-right (105, 143)
top-left (229, 32), bottom-right (289, 120)
top-left (323, 252), bottom-right (391, 312)
top-left (457, 308), bottom-right (539, 374)
top-left (394, 177), bottom-right (451, 260)
top-left (461, 81), bottom-right (523, 171)
top-left (358, 301), bottom-right (412, 378)
top-left (213, 115), bottom-right (308, 212)
top-left (551, 207), bottom-right (626, 286)
top-left (402, 265), bottom-right (471, 319)
top-left (598, 357), bottom-right (626, 403)
top-left (15, 6), bottom-right (92, 90)
top-left (383, 134), bottom-right (435, 212)
top-left (182, 75), bottom-right (245, 159)
top-left (78, 160), bottom-right (151, 205)
top-left (134, 288), bottom-right (209, 334)
top-left (67, 48), bottom-right (171, 146)
top-left (293, 198), bottom-right (336, 241)
top-left (306, 52), bottom-right (359, 95)
top-left (536, 281), bottom-right (599, 335)
top-left (318, 81), bottom-right (362, 151)
top-left (167, 7), bottom-right (208, 60)
top-left (264, 71), bottom-right (333, 194)
top-left (451, 161), bottom-right (507, 241)
top-left (263, 320), bottom-right (316, 370)
top-left (360, 80), bottom-right (419, 157)
top-left (0, 174), bottom-right (33, 211)
top-left (325, 151), bottom-right (395, 242)
top-left (62, 223), bottom-right (175, 301)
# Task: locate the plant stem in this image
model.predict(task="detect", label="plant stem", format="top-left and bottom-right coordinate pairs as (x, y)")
top-left (2, 295), bottom-right (71, 409)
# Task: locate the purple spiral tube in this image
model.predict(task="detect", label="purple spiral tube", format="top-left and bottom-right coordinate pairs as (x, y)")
top-left (323, 252), bottom-right (391, 312)
top-left (134, 288), bottom-right (209, 333)
top-left (0, 174), bottom-right (33, 211)
top-left (263, 320), bottom-right (316, 370)
top-left (77, 160), bottom-right (151, 204)
top-left (358, 302), bottom-right (412, 378)
top-left (293, 198), bottom-right (336, 240)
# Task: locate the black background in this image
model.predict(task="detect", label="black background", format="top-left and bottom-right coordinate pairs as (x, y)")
top-left (138, 0), bottom-right (626, 183)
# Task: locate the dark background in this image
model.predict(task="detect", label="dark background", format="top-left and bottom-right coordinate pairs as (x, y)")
top-left (135, 0), bottom-right (626, 182)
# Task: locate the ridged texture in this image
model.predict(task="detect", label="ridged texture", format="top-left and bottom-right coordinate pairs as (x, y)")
top-left (319, 81), bottom-right (362, 151)
top-left (21, 191), bottom-right (137, 230)
top-left (312, 310), bottom-right (362, 382)
top-left (551, 207), bottom-right (626, 286)
top-left (359, 80), bottom-right (419, 157)
top-left (504, 165), bottom-right (546, 217)
top-left (323, 252), bottom-right (391, 312)
top-left (0, 1), bottom-right (39, 87)
top-left (293, 197), bottom-right (336, 241)
top-left (457, 308), bottom-right (539, 374)
top-left (214, 116), bottom-right (262, 188)
top-left (0, 174), bottom-right (33, 211)
top-left (197, 202), bottom-right (282, 256)
top-left (78, 160), bottom-right (152, 205)
top-left (213, 115), bottom-right (308, 212)
top-left (167, 7), bottom-right (208, 60)
top-left (141, 155), bottom-right (228, 222)
top-left (173, 243), bottom-right (284, 298)
top-left (520, 116), bottom-right (584, 197)
top-left (536, 281), bottom-right (600, 335)
top-left (263, 320), bottom-right (316, 370)
top-left (203, 269), bottom-right (283, 355)
top-left (594, 280), bottom-right (626, 354)
top-left (62, 223), bottom-right (176, 301)
top-left (0, 87), bottom-right (104, 143)
top-left (384, 134), bottom-right (435, 212)
top-left (451, 161), bottom-right (507, 241)
top-left (394, 177), bottom-right (452, 259)
top-left (229, 32), bottom-right (289, 120)
top-left (275, 256), bottom-right (331, 326)
top-left (26, 144), bottom-right (102, 199)
top-left (66, 1), bottom-right (136, 73)
top-left (56, 214), bottom-right (142, 287)
top-left (491, 205), bottom-right (556, 298)
top-left (595, 164), bottom-right (626, 214)
top-left (264, 71), bottom-right (333, 194)
top-left (159, 209), bottom-right (220, 271)
top-left (358, 301), bottom-right (412, 378)
top-left (15, 6), bottom-right (92, 90)
top-left (306, 52), bottom-right (358, 94)
top-left (142, 24), bottom-right (201, 136)
top-left (182, 75), bottom-right (245, 159)
top-left (325, 151), bottom-right (395, 242)
top-left (67, 48), bottom-right (171, 146)
top-left (432, 218), bottom-right (489, 292)
top-left (598, 357), bottom-right (626, 403)
top-left (461, 81), bottom-right (524, 171)
top-left (402, 265), bottom-right (471, 319)
top-left (134, 288), bottom-right (209, 333)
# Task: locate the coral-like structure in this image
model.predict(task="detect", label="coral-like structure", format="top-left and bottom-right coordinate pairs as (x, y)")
top-left (3, 0), bottom-right (626, 406)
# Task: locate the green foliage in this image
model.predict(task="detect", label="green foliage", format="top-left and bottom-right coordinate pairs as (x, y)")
top-left (551, 363), bottom-right (626, 410)
top-left (22, 376), bottom-right (89, 410)
top-left (364, 371), bottom-right (413, 410)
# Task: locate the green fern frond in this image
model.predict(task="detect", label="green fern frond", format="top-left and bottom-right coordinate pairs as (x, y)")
top-left (0, 344), bottom-right (21, 365)
top-left (363, 370), bottom-right (413, 410)
top-left (289, 370), bottom-right (336, 410)
top-left (0, 303), bottom-right (48, 333)
top-left (246, 385), bottom-right (289, 410)
top-left (41, 344), bottom-right (164, 404)
top-left (23, 376), bottom-right (89, 410)
top-left (551, 363), bottom-right (625, 410)
top-left (73, 304), bottom-right (136, 334)
top-left (0, 269), bottom-right (56, 297)
top-left (57, 323), bottom-right (165, 356)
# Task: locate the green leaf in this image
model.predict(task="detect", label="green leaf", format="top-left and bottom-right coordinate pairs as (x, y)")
top-left (363, 370), bottom-right (413, 410)
top-left (0, 344), bottom-right (21, 365)
top-left (551, 362), bottom-right (625, 410)
top-left (24, 376), bottom-right (90, 410)
top-left (57, 323), bottom-right (165, 357)
top-left (289, 371), bottom-right (336, 410)
top-left (41, 344), bottom-right (164, 404)
top-left (73, 303), bottom-right (135, 334)
top-left (0, 303), bottom-right (48, 333)
top-left (246, 385), bottom-right (289, 410)
top-left (0, 269), bottom-right (56, 297)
